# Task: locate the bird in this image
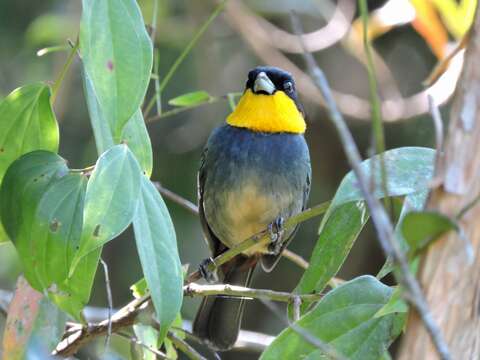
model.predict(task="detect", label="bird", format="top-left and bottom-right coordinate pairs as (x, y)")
top-left (193, 66), bottom-right (311, 351)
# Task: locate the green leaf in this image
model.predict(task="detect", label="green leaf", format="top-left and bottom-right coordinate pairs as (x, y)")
top-left (0, 84), bottom-right (59, 181)
top-left (377, 191), bottom-right (428, 279)
top-left (402, 210), bottom-right (458, 255)
top-left (261, 276), bottom-right (404, 360)
top-left (33, 173), bottom-right (87, 287)
top-left (0, 84), bottom-right (59, 243)
top-left (83, 71), bottom-right (115, 155)
top-left (72, 144), bottom-right (142, 270)
top-left (120, 110), bottom-right (153, 177)
top-left (52, 249), bottom-right (101, 321)
top-left (0, 151), bottom-right (100, 319)
top-left (374, 287), bottom-right (408, 318)
top-left (133, 324), bottom-right (159, 360)
top-left (168, 91), bottom-right (212, 107)
top-left (0, 151), bottom-right (68, 290)
top-left (32, 172), bottom-right (99, 320)
top-left (295, 148), bottom-right (435, 299)
top-left (130, 277), bottom-right (148, 299)
top-left (80, 0), bottom-right (153, 139)
top-left (133, 175), bottom-right (183, 342)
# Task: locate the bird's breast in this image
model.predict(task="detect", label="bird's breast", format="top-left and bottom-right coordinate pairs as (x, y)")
top-left (202, 125), bottom-right (310, 255)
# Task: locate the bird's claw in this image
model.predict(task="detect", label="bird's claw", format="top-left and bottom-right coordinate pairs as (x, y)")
top-left (268, 217), bottom-right (285, 255)
top-left (199, 257), bottom-right (218, 283)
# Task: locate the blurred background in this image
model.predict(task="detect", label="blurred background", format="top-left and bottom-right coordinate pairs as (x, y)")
top-left (0, 0), bottom-right (469, 358)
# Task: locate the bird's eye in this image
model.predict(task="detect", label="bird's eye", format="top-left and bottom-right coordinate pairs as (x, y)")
top-left (284, 81), bottom-right (293, 93)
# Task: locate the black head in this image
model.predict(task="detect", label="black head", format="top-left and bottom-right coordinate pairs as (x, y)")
top-left (245, 66), bottom-right (304, 114)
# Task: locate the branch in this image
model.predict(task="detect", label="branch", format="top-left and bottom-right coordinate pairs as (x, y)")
top-left (223, 0), bottom-right (461, 122)
top-left (290, 12), bottom-right (452, 360)
top-left (185, 200), bottom-right (331, 283)
top-left (184, 283), bottom-right (322, 303)
top-left (52, 200), bottom-right (331, 356)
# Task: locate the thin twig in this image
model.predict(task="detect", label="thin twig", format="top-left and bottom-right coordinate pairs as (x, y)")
top-left (52, 200), bottom-right (331, 356)
top-left (116, 331), bottom-right (169, 359)
top-left (143, 0), bottom-right (227, 116)
top-left (428, 94), bottom-right (444, 157)
top-left (168, 331), bottom-right (207, 360)
top-left (184, 283), bottom-right (322, 303)
top-left (281, 249), bottom-right (309, 269)
top-left (51, 39), bottom-right (79, 105)
top-left (292, 296), bottom-right (301, 321)
top-left (100, 258), bottom-right (113, 351)
top-left (153, 182), bottom-right (199, 215)
top-left (185, 201), bottom-right (331, 283)
top-left (290, 12), bottom-right (451, 360)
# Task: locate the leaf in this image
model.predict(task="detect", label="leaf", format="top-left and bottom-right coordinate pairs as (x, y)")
top-left (83, 71), bottom-right (115, 155)
top-left (168, 91), bottom-right (212, 107)
top-left (133, 175), bottom-right (183, 342)
top-left (133, 324), bottom-right (159, 360)
top-left (72, 144), bottom-right (142, 269)
top-left (0, 84), bottom-right (59, 181)
top-left (80, 0), bottom-right (153, 139)
top-left (0, 83), bottom-right (59, 243)
top-left (295, 148), bottom-right (435, 299)
top-left (121, 109), bottom-right (153, 177)
top-left (374, 287), bottom-right (408, 318)
top-left (52, 249), bottom-right (101, 321)
top-left (33, 173), bottom-right (87, 288)
top-left (261, 276), bottom-right (405, 360)
top-left (376, 190), bottom-right (428, 279)
top-left (130, 277), bottom-right (148, 299)
top-left (2, 276), bottom-right (66, 360)
top-left (0, 151), bottom-right (68, 290)
top-left (402, 210), bottom-right (458, 254)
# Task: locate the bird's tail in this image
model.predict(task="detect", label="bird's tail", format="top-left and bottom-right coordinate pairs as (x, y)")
top-left (193, 257), bottom-right (255, 351)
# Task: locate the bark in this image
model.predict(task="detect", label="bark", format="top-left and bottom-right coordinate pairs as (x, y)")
top-left (398, 4), bottom-right (480, 359)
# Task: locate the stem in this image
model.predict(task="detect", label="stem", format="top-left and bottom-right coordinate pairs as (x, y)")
top-left (144, 0), bottom-right (227, 116)
top-left (186, 200), bottom-right (331, 283)
top-left (184, 283), bottom-right (323, 303)
top-left (51, 40), bottom-right (79, 105)
top-left (168, 332), bottom-right (207, 360)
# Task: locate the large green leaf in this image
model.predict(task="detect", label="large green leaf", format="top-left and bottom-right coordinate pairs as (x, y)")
top-left (71, 144), bottom-right (142, 270)
top-left (32, 172), bottom-right (99, 320)
top-left (121, 110), bottom-right (153, 177)
top-left (295, 148), bottom-right (435, 298)
top-left (262, 276), bottom-right (404, 360)
top-left (0, 151), bottom-right (68, 289)
top-left (401, 210), bottom-right (458, 255)
top-left (80, 0), bottom-right (153, 139)
top-left (133, 176), bottom-right (183, 341)
top-left (0, 84), bottom-right (59, 243)
top-left (83, 72), bottom-right (152, 176)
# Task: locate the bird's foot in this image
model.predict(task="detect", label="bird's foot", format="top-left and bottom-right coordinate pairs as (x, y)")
top-left (199, 257), bottom-right (218, 283)
top-left (268, 217), bottom-right (285, 255)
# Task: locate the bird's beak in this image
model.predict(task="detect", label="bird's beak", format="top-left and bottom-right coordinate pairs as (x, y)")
top-left (253, 72), bottom-right (276, 95)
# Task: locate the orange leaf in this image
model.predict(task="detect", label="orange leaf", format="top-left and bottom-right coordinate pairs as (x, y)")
top-left (2, 276), bottom-right (66, 359)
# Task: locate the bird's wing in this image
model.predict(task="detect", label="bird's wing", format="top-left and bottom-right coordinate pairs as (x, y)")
top-left (260, 164), bottom-right (312, 272)
top-left (198, 146), bottom-right (225, 257)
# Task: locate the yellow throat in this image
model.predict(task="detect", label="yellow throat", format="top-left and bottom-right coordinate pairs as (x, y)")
top-left (226, 89), bottom-right (306, 134)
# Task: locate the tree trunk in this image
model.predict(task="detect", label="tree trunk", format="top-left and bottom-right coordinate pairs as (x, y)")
top-left (398, 4), bottom-right (480, 359)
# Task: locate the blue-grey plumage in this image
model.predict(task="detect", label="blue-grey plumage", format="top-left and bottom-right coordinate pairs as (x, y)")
top-left (200, 124), bottom-right (311, 265)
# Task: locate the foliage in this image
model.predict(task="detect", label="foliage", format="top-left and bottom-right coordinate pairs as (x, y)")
top-left (0, 0), bottom-right (463, 358)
